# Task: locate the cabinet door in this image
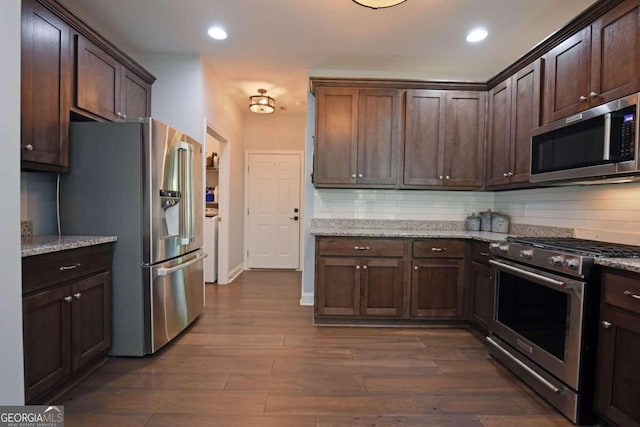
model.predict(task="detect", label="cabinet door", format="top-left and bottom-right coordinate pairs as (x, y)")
top-left (596, 306), bottom-right (640, 426)
top-left (403, 90), bottom-right (446, 187)
top-left (316, 257), bottom-right (360, 316)
top-left (486, 80), bottom-right (512, 187)
top-left (544, 28), bottom-right (592, 123)
top-left (357, 89), bottom-right (401, 186)
top-left (71, 272), bottom-right (111, 371)
top-left (510, 61), bottom-right (542, 184)
top-left (411, 259), bottom-right (465, 318)
top-left (361, 258), bottom-right (404, 317)
top-left (314, 88), bottom-right (358, 186)
top-left (75, 35), bottom-right (121, 121)
top-left (21, 0), bottom-right (71, 171)
top-left (23, 285), bottom-right (72, 403)
top-left (591, 0), bottom-right (640, 104)
top-left (443, 91), bottom-right (485, 188)
top-left (122, 68), bottom-right (151, 119)
top-left (469, 261), bottom-right (494, 334)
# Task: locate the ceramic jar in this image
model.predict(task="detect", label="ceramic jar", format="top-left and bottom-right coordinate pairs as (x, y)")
top-left (465, 213), bottom-right (481, 231)
top-left (480, 209), bottom-right (493, 231)
top-left (491, 213), bottom-right (510, 233)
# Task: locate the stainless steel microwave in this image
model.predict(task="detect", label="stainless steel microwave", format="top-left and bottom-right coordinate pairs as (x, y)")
top-left (530, 93), bottom-right (640, 184)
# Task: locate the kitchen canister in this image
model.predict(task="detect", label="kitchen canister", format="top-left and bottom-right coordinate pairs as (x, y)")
top-left (491, 213), bottom-right (510, 233)
top-left (465, 213), bottom-right (481, 231)
top-left (479, 209), bottom-right (493, 231)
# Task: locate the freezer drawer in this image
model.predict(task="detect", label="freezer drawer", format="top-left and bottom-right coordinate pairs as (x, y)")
top-left (144, 250), bottom-right (205, 354)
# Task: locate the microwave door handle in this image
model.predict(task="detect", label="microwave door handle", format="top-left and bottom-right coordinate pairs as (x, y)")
top-left (603, 112), bottom-right (611, 161)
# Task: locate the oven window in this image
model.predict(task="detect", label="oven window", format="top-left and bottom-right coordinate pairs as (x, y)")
top-left (497, 270), bottom-right (569, 361)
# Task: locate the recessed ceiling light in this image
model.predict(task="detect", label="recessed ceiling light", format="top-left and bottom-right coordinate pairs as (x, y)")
top-left (207, 26), bottom-right (227, 40)
top-left (466, 27), bottom-right (488, 43)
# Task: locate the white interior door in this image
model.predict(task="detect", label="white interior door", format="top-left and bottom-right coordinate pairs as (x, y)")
top-left (247, 152), bottom-right (301, 269)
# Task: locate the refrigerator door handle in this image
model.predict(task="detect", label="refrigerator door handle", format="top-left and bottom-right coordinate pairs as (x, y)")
top-left (178, 141), bottom-right (194, 245)
top-left (156, 251), bottom-right (207, 276)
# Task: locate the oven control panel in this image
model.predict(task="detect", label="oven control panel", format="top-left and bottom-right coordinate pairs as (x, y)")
top-left (490, 242), bottom-right (589, 278)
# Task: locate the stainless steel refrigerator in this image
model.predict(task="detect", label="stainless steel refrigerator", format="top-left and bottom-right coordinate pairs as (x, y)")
top-left (60, 118), bottom-right (205, 356)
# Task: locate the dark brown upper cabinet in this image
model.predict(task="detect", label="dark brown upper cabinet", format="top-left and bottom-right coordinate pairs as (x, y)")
top-left (403, 90), bottom-right (485, 189)
top-left (21, 0), bottom-right (72, 172)
top-left (486, 61), bottom-right (542, 189)
top-left (544, 0), bottom-right (640, 123)
top-left (75, 35), bottom-right (151, 122)
top-left (313, 87), bottom-right (401, 188)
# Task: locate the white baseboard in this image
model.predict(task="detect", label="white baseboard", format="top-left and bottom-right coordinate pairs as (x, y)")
top-left (300, 292), bottom-right (314, 306)
top-left (227, 263), bottom-right (244, 283)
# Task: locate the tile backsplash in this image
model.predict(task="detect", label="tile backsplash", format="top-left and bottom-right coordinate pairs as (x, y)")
top-left (313, 181), bottom-right (640, 245)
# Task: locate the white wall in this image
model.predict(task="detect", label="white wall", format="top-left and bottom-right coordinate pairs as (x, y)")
top-left (21, 172), bottom-right (58, 235)
top-left (135, 54), bottom-right (204, 140)
top-left (0, 0), bottom-right (25, 404)
top-left (243, 112), bottom-right (306, 151)
top-left (200, 60), bottom-right (246, 277)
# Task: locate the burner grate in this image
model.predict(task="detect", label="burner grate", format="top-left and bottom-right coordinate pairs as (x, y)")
top-left (507, 237), bottom-right (640, 258)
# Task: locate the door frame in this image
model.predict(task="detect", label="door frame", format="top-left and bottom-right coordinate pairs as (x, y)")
top-left (244, 150), bottom-right (304, 270)
top-left (205, 121), bottom-right (230, 284)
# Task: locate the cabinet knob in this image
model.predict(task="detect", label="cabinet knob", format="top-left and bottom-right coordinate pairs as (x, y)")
top-left (64, 296), bottom-right (73, 303)
top-left (507, 171), bottom-right (513, 177)
top-left (116, 112), bottom-right (122, 117)
top-left (602, 321), bottom-right (612, 329)
top-left (25, 144), bottom-right (34, 151)
top-left (122, 113), bottom-right (127, 119)
top-left (351, 174), bottom-right (356, 178)
top-left (445, 176), bottom-right (450, 180)
top-left (589, 91), bottom-right (598, 98)
top-left (358, 173), bottom-right (363, 178)
top-left (503, 172), bottom-right (508, 177)
top-left (73, 292), bottom-right (82, 300)
top-left (414, 266), bottom-right (419, 270)
top-left (439, 175), bottom-right (443, 180)
top-left (579, 95), bottom-right (587, 102)
top-left (362, 265), bottom-right (367, 270)
top-left (355, 265), bottom-right (360, 270)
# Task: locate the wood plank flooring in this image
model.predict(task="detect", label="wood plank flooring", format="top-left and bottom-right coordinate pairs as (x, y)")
top-left (60, 270), bottom-right (578, 426)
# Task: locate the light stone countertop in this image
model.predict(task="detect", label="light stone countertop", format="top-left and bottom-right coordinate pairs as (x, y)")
top-left (310, 227), bottom-right (511, 242)
top-left (21, 235), bottom-right (117, 257)
top-left (595, 258), bottom-right (640, 274)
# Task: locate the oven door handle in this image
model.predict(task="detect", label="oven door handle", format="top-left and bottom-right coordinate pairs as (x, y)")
top-left (486, 336), bottom-right (561, 395)
top-left (489, 259), bottom-right (567, 289)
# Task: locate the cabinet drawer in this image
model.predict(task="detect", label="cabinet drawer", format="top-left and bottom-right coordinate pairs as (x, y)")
top-left (317, 237), bottom-right (405, 257)
top-left (604, 269), bottom-right (640, 315)
top-left (412, 239), bottom-right (465, 258)
top-left (471, 241), bottom-right (491, 264)
top-left (22, 244), bottom-right (112, 295)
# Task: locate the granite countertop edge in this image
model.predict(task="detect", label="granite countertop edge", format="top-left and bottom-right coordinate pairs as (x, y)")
top-left (21, 235), bottom-right (118, 257)
top-left (595, 258), bottom-right (640, 274)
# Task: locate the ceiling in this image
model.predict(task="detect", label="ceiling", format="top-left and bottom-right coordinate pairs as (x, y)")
top-left (60, 0), bottom-right (598, 114)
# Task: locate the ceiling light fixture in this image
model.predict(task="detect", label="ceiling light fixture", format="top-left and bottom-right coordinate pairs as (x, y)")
top-left (207, 26), bottom-right (227, 40)
top-left (352, 0), bottom-right (407, 10)
top-left (249, 89), bottom-right (275, 114)
top-left (466, 27), bottom-right (488, 43)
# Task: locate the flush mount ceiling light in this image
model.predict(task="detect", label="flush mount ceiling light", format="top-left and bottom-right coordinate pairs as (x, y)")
top-left (352, 0), bottom-right (407, 9)
top-left (466, 27), bottom-right (488, 43)
top-left (207, 26), bottom-right (227, 40)
top-left (249, 89), bottom-right (275, 114)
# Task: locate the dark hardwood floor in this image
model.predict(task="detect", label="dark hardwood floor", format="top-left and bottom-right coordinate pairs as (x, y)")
top-left (60, 270), bottom-right (576, 426)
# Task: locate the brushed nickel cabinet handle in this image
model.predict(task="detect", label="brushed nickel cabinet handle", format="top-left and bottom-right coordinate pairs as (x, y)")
top-left (354, 246), bottom-right (370, 250)
top-left (623, 290), bottom-right (640, 301)
top-left (507, 171), bottom-right (514, 177)
top-left (414, 266), bottom-right (419, 270)
top-left (431, 247), bottom-right (445, 252)
top-left (579, 95), bottom-right (587, 102)
top-left (25, 144), bottom-right (34, 151)
top-left (73, 292), bottom-right (82, 300)
top-left (503, 172), bottom-right (508, 177)
top-left (445, 175), bottom-right (450, 180)
top-left (358, 173), bottom-right (363, 178)
top-left (589, 91), bottom-right (598, 98)
top-left (59, 263), bottom-right (81, 271)
top-left (355, 265), bottom-right (360, 270)
top-left (479, 252), bottom-right (490, 257)
top-left (602, 321), bottom-right (612, 329)
top-left (362, 265), bottom-right (367, 270)
top-left (351, 174), bottom-right (356, 178)
top-left (64, 296), bottom-right (73, 303)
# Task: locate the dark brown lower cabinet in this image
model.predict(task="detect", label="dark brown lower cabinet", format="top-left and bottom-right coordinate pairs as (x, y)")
top-left (315, 256), bottom-right (404, 318)
top-left (410, 258), bottom-right (465, 318)
top-left (22, 244), bottom-right (112, 404)
top-left (595, 269), bottom-right (640, 427)
top-left (468, 241), bottom-right (494, 334)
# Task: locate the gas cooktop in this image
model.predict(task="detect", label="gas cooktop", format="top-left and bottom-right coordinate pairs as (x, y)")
top-left (507, 237), bottom-right (640, 258)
